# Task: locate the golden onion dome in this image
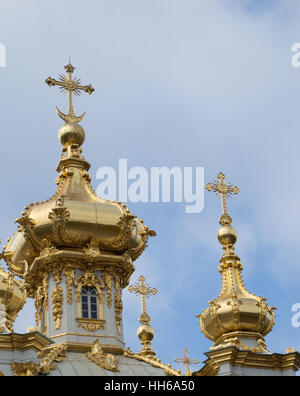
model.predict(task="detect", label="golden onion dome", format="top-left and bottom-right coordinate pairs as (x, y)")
top-left (3, 121), bottom-right (155, 281)
top-left (199, 173), bottom-right (276, 353)
top-left (0, 265), bottom-right (26, 333)
top-left (200, 225), bottom-right (276, 345)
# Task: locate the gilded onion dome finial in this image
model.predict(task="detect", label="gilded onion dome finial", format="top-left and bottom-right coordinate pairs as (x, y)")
top-left (128, 276), bottom-right (157, 357)
top-left (198, 172), bottom-right (276, 354)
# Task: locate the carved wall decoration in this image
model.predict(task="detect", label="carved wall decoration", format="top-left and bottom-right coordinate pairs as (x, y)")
top-left (51, 286), bottom-right (63, 330)
top-left (114, 292), bottom-right (123, 336)
top-left (103, 269), bottom-right (113, 308)
top-left (39, 239), bottom-right (58, 259)
top-left (48, 196), bottom-right (72, 245)
top-left (86, 340), bottom-right (118, 371)
top-left (63, 265), bottom-right (74, 304)
top-left (99, 212), bottom-right (136, 251)
top-left (37, 343), bottom-right (67, 375)
top-left (11, 361), bottom-right (39, 376)
top-left (15, 212), bottom-right (42, 253)
top-left (51, 264), bottom-right (62, 286)
top-left (76, 318), bottom-right (105, 332)
top-left (113, 274), bottom-right (123, 336)
top-left (83, 239), bottom-right (101, 260)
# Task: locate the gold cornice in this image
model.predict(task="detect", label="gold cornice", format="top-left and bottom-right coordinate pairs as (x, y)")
top-left (193, 347), bottom-right (300, 376)
top-left (50, 332), bottom-right (125, 345)
top-left (46, 340), bottom-right (124, 354)
top-left (124, 348), bottom-right (181, 376)
top-left (0, 332), bottom-right (52, 352)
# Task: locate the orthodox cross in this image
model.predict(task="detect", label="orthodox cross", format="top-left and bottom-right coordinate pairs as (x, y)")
top-left (206, 172), bottom-right (239, 226)
top-left (45, 63), bottom-right (95, 123)
top-left (174, 349), bottom-right (199, 376)
top-left (128, 275), bottom-right (157, 325)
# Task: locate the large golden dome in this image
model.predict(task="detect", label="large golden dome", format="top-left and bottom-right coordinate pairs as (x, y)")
top-left (3, 122), bottom-right (154, 287)
top-left (3, 64), bottom-right (155, 297)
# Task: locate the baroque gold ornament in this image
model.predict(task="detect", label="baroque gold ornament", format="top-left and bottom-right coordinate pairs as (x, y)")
top-left (86, 340), bottom-right (118, 371)
top-left (45, 62), bottom-right (94, 124)
top-left (129, 275), bottom-right (157, 357)
top-left (51, 286), bottom-right (63, 330)
top-left (199, 173), bottom-right (276, 352)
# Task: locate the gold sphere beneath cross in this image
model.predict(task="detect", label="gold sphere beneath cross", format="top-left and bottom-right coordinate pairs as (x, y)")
top-left (137, 324), bottom-right (154, 341)
top-left (58, 122), bottom-right (85, 146)
top-left (217, 225), bottom-right (238, 246)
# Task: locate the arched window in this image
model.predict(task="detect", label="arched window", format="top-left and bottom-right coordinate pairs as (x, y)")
top-left (81, 286), bottom-right (98, 319)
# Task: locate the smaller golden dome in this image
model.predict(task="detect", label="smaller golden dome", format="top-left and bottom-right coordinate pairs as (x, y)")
top-left (201, 172), bottom-right (276, 352)
top-left (0, 266), bottom-right (26, 333)
top-left (58, 122), bottom-right (85, 146)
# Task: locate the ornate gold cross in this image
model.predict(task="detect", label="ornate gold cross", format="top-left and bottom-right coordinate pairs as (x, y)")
top-left (45, 63), bottom-right (95, 123)
top-left (206, 172), bottom-right (239, 226)
top-left (174, 349), bottom-right (199, 376)
top-left (128, 275), bottom-right (157, 325)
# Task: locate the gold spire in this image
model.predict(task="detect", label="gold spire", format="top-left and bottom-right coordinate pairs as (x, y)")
top-left (45, 63), bottom-right (95, 123)
top-left (174, 349), bottom-right (199, 376)
top-left (198, 172), bottom-right (276, 353)
top-left (129, 276), bottom-right (157, 357)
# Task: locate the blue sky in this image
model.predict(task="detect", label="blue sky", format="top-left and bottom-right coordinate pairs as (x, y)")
top-left (1, 0), bottom-right (300, 372)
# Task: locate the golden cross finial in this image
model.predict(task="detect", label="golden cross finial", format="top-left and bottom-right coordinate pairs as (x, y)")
top-left (128, 275), bottom-right (157, 325)
top-left (45, 63), bottom-right (95, 123)
top-left (174, 349), bottom-right (199, 376)
top-left (206, 172), bottom-right (240, 226)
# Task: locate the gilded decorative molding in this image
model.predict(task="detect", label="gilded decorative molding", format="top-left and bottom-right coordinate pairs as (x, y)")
top-left (193, 347), bottom-right (300, 376)
top-left (83, 239), bottom-right (101, 260)
top-left (114, 274), bottom-right (123, 336)
top-left (124, 348), bottom-right (181, 376)
top-left (39, 239), bottom-right (58, 261)
top-left (51, 264), bottom-right (63, 286)
top-left (77, 318), bottom-right (105, 332)
top-left (128, 224), bottom-right (156, 262)
top-left (63, 265), bottom-right (74, 304)
top-left (114, 292), bottom-right (123, 336)
top-left (210, 332), bottom-right (270, 354)
top-left (38, 343), bottom-right (67, 375)
top-left (11, 361), bottom-right (39, 376)
top-left (48, 196), bottom-right (72, 245)
top-left (15, 212), bottom-right (42, 253)
top-left (99, 212), bottom-right (136, 251)
top-left (103, 268), bottom-right (113, 308)
top-left (86, 340), bottom-right (118, 371)
top-left (51, 286), bottom-right (63, 330)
